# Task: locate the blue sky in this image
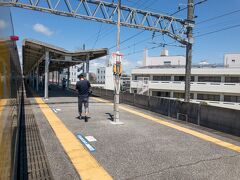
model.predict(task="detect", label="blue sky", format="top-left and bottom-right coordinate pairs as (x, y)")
top-left (10, 0), bottom-right (240, 74)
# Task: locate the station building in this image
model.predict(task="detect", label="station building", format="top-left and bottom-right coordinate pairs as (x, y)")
top-left (130, 49), bottom-right (240, 103)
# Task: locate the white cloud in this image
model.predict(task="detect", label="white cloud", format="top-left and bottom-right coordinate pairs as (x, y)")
top-left (33, 23), bottom-right (53, 36)
top-left (0, 19), bottom-right (7, 29)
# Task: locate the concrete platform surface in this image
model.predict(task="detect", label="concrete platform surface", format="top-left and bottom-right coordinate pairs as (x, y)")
top-left (28, 86), bottom-right (240, 180)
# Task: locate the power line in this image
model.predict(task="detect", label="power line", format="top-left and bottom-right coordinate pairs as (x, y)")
top-left (108, 1), bottom-right (192, 51)
top-left (125, 45), bottom-right (161, 57)
top-left (195, 23), bottom-right (240, 37)
top-left (120, 35), bottom-right (159, 51)
top-left (88, 0), bottom-right (115, 46)
top-left (110, 0), bottom-right (146, 49)
top-left (194, 18), bottom-right (239, 33)
top-left (92, 23), bottom-right (103, 48)
top-left (90, 0), bottom-right (144, 48)
top-left (109, 30), bottom-right (145, 50)
top-left (196, 9), bottom-right (240, 25)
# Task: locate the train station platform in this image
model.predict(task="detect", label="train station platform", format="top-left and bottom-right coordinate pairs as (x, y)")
top-left (24, 85), bottom-right (240, 180)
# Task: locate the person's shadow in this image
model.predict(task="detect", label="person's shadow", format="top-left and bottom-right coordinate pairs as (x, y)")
top-left (105, 113), bottom-right (114, 121)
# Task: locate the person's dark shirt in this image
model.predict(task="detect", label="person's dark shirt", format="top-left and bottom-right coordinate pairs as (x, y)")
top-left (76, 79), bottom-right (91, 98)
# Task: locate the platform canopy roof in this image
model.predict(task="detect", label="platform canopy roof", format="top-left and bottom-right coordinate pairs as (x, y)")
top-left (22, 39), bottom-right (108, 75)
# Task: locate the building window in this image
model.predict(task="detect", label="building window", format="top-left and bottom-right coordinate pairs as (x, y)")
top-left (153, 76), bottom-right (171, 81)
top-left (164, 61), bottom-right (171, 65)
top-left (225, 76), bottom-right (240, 83)
top-left (198, 76), bottom-right (221, 82)
top-left (152, 91), bottom-right (170, 97)
top-left (197, 94), bottom-right (220, 101)
top-left (224, 95), bottom-right (240, 103)
top-left (173, 92), bottom-right (184, 98)
top-left (174, 76), bottom-right (185, 81)
top-left (135, 75), bottom-right (150, 80)
top-left (232, 59), bottom-right (235, 63)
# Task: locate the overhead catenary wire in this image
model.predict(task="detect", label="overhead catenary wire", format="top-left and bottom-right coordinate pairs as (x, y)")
top-left (88, 0), bottom-right (115, 46)
top-left (196, 8), bottom-right (240, 25)
top-left (125, 41), bottom-right (185, 57)
top-left (88, 0), bottom-right (205, 53)
top-left (92, 23), bottom-right (103, 48)
top-left (125, 8), bottom-right (240, 58)
top-left (108, 2), bottom-right (191, 51)
top-left (195, 23), bottom-right (240, 38)
top-left (108, 0), bottom-right (208, 51)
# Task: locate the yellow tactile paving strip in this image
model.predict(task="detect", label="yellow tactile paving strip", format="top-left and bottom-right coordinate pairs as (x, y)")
top-left (92, 97), bottom-right (240, 153)
top-left (0, 99), bottom-right (7, 115)
top-left (0, 99), bottom-right (7, 143)
top-left (34, 97), bottom-right (112, 180)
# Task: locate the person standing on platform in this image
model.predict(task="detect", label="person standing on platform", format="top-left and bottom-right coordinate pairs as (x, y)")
top-left (76, 74), bottom-right (91, 122)
top-left (62, 77), bottom-right (66, 90)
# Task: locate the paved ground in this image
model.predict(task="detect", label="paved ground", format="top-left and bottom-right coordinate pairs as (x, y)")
top-left (28, 85), bottom-right (240, 180)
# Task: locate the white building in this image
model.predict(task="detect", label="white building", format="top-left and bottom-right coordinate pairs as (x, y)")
top-left (143, 49), bottom-right (185, 66)
top-left (96, 67), bottom-right (106, 84)
top-left (95, 55), bottom-right (131, 91)
top-left (131, 50), bottom-right (240, 103)
top-left (69, 65), bottom-right (79, 84)
top-left (57, 65), bottom-right (82, 85)
top-left (224, 53), bottom-right (240, 68)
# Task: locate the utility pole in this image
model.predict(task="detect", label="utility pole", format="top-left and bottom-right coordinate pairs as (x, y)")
top-left (184, 0), bottom-right (194, 102)
top-left (112, 0), bottom-right (123, 125)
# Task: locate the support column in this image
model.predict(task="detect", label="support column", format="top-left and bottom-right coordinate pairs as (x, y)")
top-left (221, 76), bottom-right (225, 83)
top-left (32, 70), bottom-right (35, 89)
top-left (52, 71), bottom-right (54, 84)
top-left (36, 65), bottom-right (39, 91)
top-left (171, 75), bottom-right (174, 81)
top-left (194, 93), bottom-right (197, 100)
top-left (150, 75), bottom-right (153, 81)
top-left (30, 72), bottom-right (32, 87)
top-left (55, 71), bottom-right (58, 84)
top-left (67, 67), bottom-right (70, 90)
top-left (149, 90), bottom-right (152, 96)
top-left (82, 62), bottom-right (85, 74)
top-left (170, 91), bottom-right (174, 98)
top-left (86, 55), bottom-right (90, 81)
top-left (194, 76), bottom-right (198, 82)
top-left (220, 94), bottom-right (224, 102)
top-left (58, 69), bottom-right (60, 86)
top-left (44, 51), bottom-right (50, 99)
top-left (184, 0), bottom-right (194, 102)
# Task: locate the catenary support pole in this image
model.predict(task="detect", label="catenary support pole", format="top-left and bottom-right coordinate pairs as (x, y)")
top-left (184, 0), bottom-right (194, 102)
top-left (44, 51), bottom-right (50, 99)
top-left (52, 71), bottom-right (54, 84)
top-left (67, 67), bottom-right (70, 90)
top-left (86, 55), bottom-right (90, 80)
top-left (112, 0), bottom-right (123, 125)
top-left (32, 70), bottom-right (35, 89)
top-left (58, 69), bottom-right (60, 85)
top-left (36, 65), bottom-right (39, 91)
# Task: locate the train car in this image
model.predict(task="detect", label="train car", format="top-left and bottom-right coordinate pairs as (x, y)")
top-left (0, 7), bottom-right (23, 179)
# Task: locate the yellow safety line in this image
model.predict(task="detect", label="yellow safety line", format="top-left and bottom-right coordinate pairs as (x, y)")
top-left (34, 97), bottom-right (112, 180)
top-left (0, 99), bottom-right (7, 113)
top-left (0, 99), bottom-right (7, 143)
top-left (92, 97), bottom-right (240, 153)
